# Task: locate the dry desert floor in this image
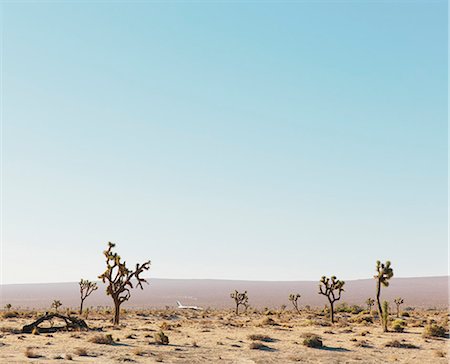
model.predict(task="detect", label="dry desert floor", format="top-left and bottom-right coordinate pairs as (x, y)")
top-left (0, 308), bottom-right (448, 363)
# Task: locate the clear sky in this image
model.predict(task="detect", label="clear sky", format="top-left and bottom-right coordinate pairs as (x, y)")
top-left (1, 1), bottom-right (447, 284)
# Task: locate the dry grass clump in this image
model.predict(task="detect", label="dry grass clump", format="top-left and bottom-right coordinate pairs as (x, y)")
top-left (258, 317), bottom-right (278, 326)
top-left (249, 342), bottom-right (273, 351)
top-left (154, 331), bottom-right (169, 345)
top-left (73, 347), bottom-right (89, 356)
top-left (65, 353), bottom-right (73, 360)
top-left (391, 319), bottom-right (407, 333)
top-left (302, 333), bottom-right (323, 348)
top-left (133, 347), bottom-right (148, 356)
top-left (24, 347), bottom-right (41, 358)
top-left (247, 334), bottom-right (275, 342)
top-left (2, 311), bottom-right (19, 319)
top-left (384, 340), bottom-right (419, 349)
top-left (423, 323), bottom-right (447, 338)
top-left (88, 333), bottom-right (114, 345)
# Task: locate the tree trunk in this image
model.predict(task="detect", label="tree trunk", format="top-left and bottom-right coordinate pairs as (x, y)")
top-left (79, 299), bottom-right (84, 315)
top-left (376, 279), bottom-right (382, 325)
top-left (113, 298), bottom-right (121, 325)
top-left (235, 303), bottom-right (239, 315)
top-left (330, 300), bottom-right (335, 324)
top-left (396, 304), bottom-right (400, 318)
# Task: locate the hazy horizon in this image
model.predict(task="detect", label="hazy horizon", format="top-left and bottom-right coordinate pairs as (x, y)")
top-left (2, 1), bottom-right (448, 284)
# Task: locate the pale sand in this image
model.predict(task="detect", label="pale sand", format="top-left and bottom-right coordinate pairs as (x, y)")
top-left (0, 309), bottom-right (447, 363)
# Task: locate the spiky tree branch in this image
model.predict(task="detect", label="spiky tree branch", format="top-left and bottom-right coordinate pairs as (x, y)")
top-left (79, 279), bottom-right (98, 315)
top-left (318, 276), bottom-right (345, 323)
top-left (98, 242), bottom-right (150, 325)
top-left (230, 290), bottom-right (248, 315)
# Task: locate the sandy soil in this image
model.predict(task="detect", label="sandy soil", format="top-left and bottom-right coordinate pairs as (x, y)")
top-left (0, 309), bottom-right (448, 363)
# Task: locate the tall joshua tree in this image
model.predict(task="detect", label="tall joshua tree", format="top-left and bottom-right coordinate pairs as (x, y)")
top-left (374, 260), bottom-right (393, 332)
top-left (230, 290), bottom-right (248, 315)
top-left (366, 298), bottom-right (375, 312)
top-left (289, 293), bottom-right (301, 314)
top-left (318, 276), bottom-right (345, 323)
top-left (79, 279), bottom-right (98, 315)
top-left (394, 297), bottom-right (404, 318)
top-left (98, 242), bottom-right (150, 325)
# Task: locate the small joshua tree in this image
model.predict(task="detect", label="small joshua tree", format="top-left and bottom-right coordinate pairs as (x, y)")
top-left (4, 303), bottom-right (11, 311)
top-left (230, 290), bottom-right (248, 315)
top-left (394, 297), bottom-right (404, 318)
top-left (51, 300), bottom-right (62, 312)
top-left (382, 300), bottom-right (389, 332)
top-left (79, 279), bottom-right (98, 315)
top-left (366, 298), bottom-right (375, 312)
top-left (289, 293), bottom-right (301, 314)
top-left (98, 242), bottom-right (151, 325)
top-left (374, 260), bottom-right (393, 331)
top-left (318, 276), bottom-right (345, 323)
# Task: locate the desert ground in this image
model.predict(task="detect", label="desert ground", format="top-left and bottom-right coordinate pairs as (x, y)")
top-left (0, 307), bottom-right (448, 363)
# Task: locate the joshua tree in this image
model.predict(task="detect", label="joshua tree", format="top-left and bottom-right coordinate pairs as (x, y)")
top-left (374, 260), bottom-right (393, 331)
top-left (382, 300), bottom-right (389, 332)
top-left (51, 300), bottom-right (62, 312)
top-left (318, 276), bottom-right (345, 323)
top-left (79, 279), bottom-right (98, 315)
top-left (394, 297), bottom-right (404, 318)
top-left (230, 290), bottom-right (248, 315)
top-left (289, 293), bottom-right (301, 314)
top-left (4, 303), bottom-right (11, 311)
top-left (98, 242), bottom-right (151, 325)
top-left (366, 298), bottom-right (375, 312)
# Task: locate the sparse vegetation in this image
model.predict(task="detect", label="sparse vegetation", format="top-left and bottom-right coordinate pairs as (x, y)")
top-left (154, 331), bottom-right (169, 345)
top-left (89, 334), bottom-right (115, 345)
top-left (248, 334), bottom-right (274, 342)
top-left (391, 319), bottom-right (407, 333)
top-left (423, 323), bottom-right (446, 338)
top-left (302, 333), bottom-right (323, 348)
top-left (98, 242), bottom-right (151, 325)
top-left (384, 340), bottom-right (419, 349)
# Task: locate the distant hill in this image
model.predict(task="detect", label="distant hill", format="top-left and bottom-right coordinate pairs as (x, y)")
top-left (1, 276), bottom-right (448, 309)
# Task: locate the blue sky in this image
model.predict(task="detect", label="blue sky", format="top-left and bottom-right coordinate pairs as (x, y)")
top-left (1, 1), bottom-right (447, 284)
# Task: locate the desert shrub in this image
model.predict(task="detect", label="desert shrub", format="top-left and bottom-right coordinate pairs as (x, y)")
top-left (423, 323), bottom-right (446, 338)
top-left (384, 340), bottom-right (418, 349)
top-left (65, 353), bottom-right (73, 360)
top-left (302, 333), bottom-right (323, 348)
top-left (391, 319), bottom-right (407, 333)
top-left (2, 311), bottom-right (19, 319)
top-left (74, 347), bottom-right (88, 356)
top-left (401, 312), bottom-right (410, 317)
top-left (247, 334), bottom-right (274, 342)
top-left (154, 331), bottom-right (169, 345)
top-left (249, 342), bottom-right (272, 350)
top-left (351, 314), bottom-right (373, 324)
top-left (88, 334), bottom-right (114, 345)
top-left (335, 303), bottom-right (364, 314)
top-left (259, 317), bottom-right (277, 326)
top-left (24, 347), bottom-right (41, 358)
